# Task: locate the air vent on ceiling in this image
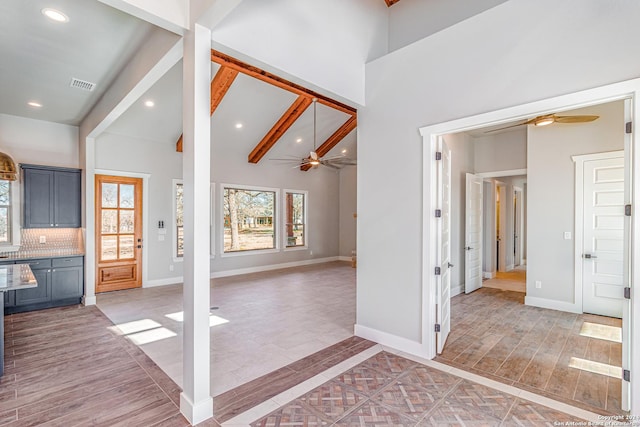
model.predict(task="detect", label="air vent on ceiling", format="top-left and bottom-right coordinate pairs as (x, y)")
top-left (69, 78), bottom-right (96, 92)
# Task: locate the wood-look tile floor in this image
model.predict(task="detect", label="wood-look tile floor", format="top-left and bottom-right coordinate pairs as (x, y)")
top-left (251, 351), bottom-right (589, 427)
top-left (97, 261), bottom-right (356, 397)
top-left (1, 305), bottom-right (193, 427)
top-left (435, 287), bottom-right (626, 416)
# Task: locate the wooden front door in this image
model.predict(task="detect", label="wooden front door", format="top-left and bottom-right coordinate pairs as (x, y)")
top-left (95, 175), bottom-right (143, 293)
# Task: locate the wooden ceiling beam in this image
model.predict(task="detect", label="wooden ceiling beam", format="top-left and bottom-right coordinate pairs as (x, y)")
top-left (384, 0), bottom-right (401, 6)
top-left (211, 49), bottom-right (356, 116)
top-left (176, 66), bottom-right (239, 152)
top-left (301, 114), bottom-right (357, 171)
top-left (248, 95), bottom-right (313, 164)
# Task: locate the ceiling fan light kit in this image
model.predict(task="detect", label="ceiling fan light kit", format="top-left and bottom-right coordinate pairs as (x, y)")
top-left (533, 115), bottom-right (555, 126)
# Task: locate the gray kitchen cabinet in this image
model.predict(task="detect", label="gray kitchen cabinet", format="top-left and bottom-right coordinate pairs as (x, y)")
top-left (22, 164), bottom-right (81, 228)
top-left (51, 257), bottom-right (83, 300)
top-left (0, 261), bottom-right (14, 308)
top-left (6, 256), bottom-right (84, 314)
top-left (15, 263), bottom-right (51, 306)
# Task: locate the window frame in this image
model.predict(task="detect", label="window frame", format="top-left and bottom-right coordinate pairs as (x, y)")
top-left (0, 180), bottom-right (21, 252)
top-left (172, 180), bottom-right (215, 262)
top-left (283, 189), bottom-right (308, 251)
top-left (220, 183), bottom-right (280, 257)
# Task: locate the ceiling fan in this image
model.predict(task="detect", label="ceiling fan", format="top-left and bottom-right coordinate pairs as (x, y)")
top-left (270, 98), bottom-right (356, 170)
top-left (485, 113), bottom-right (599, 133)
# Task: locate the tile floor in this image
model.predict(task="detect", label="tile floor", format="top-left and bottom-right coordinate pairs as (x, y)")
top-left (436, 287), bottom-right (625, 415)
top-left (97, 261), bottom-right (356, 396)
top-left (250, 351), bottom-right (590, 427)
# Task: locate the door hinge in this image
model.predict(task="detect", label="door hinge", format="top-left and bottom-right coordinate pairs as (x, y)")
top-left (435, 266), bottom-right (441, 276)
top-left (626, 121), bottom-right (633, 134)
top-left (623, 369), bottom-right (631, 382)
top-left (435, 323), bottom-right (441, 333)
top-left (435, 152), bottom-right (442, 160)
top-left (625, 204), bottom-right (632, 217)
top-left (624, 287), bottom-right (631, 300)
top-left (435, 209), bottom-right (442, 218)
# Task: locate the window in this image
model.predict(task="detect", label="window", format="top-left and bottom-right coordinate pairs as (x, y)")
top-left (175, 182), bottom-right (184, 258)
top-left (0, 180), bottom-right (11, 244)
top-left (223, 186), bottom-right (277, 253)
top-left (285, 191), bottom-right (307, 248)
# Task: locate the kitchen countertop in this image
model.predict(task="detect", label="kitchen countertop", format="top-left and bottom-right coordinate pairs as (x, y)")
top-left (0, 264), bottom-right (38, 292)
top-left (0, 249), bottom-right (85, 261)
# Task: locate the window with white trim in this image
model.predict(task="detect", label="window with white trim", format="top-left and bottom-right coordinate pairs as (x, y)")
top-left (223, 186), bottom-right (276, 253)
top-left (0, 180), bottom-right (11, 244)
top-left (284, 191), bottom-right (307, 248)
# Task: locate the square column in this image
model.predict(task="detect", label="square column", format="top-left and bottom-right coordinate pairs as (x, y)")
top-left (180, 22), bottom-right (213, 425)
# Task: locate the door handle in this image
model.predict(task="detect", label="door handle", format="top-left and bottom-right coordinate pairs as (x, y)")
top-left (464, 246), bottom-right (473, 251)
top-left (583, 253), bottom-right (597, 259)
top-left (447, 262), bottom-right (454, 268)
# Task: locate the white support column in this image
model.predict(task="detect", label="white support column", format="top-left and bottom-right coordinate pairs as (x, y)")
top-left (180, 22), bottom-right (213, 425)
top-left (82, 136), bottom-right (96, 306)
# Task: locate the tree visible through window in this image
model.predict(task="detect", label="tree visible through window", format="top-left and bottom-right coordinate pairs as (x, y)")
top-left (285, 192), bottom-right (305, 247)
top-left (0, 180), bottom-right (10, 243)
top-left (176, 182), bottom-right (184, 257)
top-left (223, 187), bottom-right (275, 252)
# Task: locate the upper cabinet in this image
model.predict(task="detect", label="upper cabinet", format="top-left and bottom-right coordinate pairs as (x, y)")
top-left (21, 165), bottom-right (81, 228)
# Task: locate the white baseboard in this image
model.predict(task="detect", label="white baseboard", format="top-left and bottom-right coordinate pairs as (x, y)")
top-left (211, 256), bottom-right (340, 278)
top-left (82, 295), bottom-right (97, 306)
top-left (338, 256), bottom-right (351, 262)
top-left (483, 271), bottom-right (496, 279)
top-left (451, 284), bottom-right (463, 297)
top-left (525, 296), bottom-right (581, 314)
top-left (354, 324), bottom-right (425, 357)
top-left (144, 276), bottom-right (183, 288)
top-left (139, 257), bottom-right (343, 288)
top-left (506, 264), bottom-right (515, 272)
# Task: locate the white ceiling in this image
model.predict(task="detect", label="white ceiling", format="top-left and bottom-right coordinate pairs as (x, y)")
top-left (0, 0), bottom-right (155, 125)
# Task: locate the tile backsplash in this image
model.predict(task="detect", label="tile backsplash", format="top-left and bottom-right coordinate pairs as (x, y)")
top-left (1, 228), bottom-right (84, 258)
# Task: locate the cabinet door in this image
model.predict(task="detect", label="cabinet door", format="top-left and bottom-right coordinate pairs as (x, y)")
top-left (23, 169), bottom-right (54, 228)
top-left (54, 171), bottom-right (81, 227)
top-left (0, 261), bottom-right (15, 307)
top-left (15, 268), bottom-right (51, 306)
top-left (51, 266), bottom-right (83, 300)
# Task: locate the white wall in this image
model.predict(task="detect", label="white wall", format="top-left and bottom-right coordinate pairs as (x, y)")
top-left (526, 101), bottom-right (624, 303)
top-left (0, 114), bottom-right (79, 168)
top-left (339, 166), bottom-right (357, 258)
top-left (473, 128), bottom-right (526, 173)
top-left (443, 132), bottom-right (474, 293)
top-left (388, 0), bottom-right (508, 52)
top-left (210, 0), bottom-right (389, 106)
top-left (358, 0), bottom-right (640, 344)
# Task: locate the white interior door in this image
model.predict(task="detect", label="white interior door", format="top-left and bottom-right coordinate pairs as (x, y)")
top-left (582, 156), bottom-right (625, 318)
top-left (514, 187), bottom-right (523, 266)
top-left (436, 138), bottom-right (452, 354)
top-left (465, 173), bottom-right (483, 293)
top-left (621, 98), bottom-right (632, 412)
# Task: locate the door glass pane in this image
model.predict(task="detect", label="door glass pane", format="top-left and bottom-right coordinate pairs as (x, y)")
top-left (101, 236), bottom-right (117, 260)
top-left (120, 210), bottom-right (134, 233)
top-left (101, 210), bottom-right (118, 233)
top-left (120, 184), bottom-right (134, 208)
top-left (102, 183), bottom-right (118, 208)
top-left (119, 235), bottom-right (134, 259)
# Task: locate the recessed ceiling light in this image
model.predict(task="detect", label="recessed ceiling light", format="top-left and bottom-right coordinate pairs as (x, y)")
top-left (144, 100), bottom-right (155, 107)
top-left (235, 123), bottom-right (243, 129)
top-left (42, 8), bottom-right (69, 23)
top-left (296, 138), bottom-right (302, 143)
top-left (341, 149), bottom-right (347, 154)
top-left (27, 101), bottom-right (42, 108)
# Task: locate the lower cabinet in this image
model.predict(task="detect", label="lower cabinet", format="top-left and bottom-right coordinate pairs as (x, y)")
top-left (5, 256), bottom-right (84, 314)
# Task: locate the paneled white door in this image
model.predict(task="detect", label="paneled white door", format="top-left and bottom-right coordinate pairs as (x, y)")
top-left (465, 173), bottom-right (483, 294)
top-left (436, 138), bottom-right (452, 354)
top-left (582, 156), bottom-right (625, 318)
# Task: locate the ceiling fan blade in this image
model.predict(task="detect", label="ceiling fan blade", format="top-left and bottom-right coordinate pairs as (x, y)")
top-left (270, 158), bottom-right (305, 162)
top-left (321, 162), bottom-right (341, 170)
top-left (553, 115), bottom-right (599, 124)
top-left (483, 121), bottom-right (528, 133)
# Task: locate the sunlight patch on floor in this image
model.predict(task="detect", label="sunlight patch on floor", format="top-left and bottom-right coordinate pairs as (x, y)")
top-left (127, 327), bottom-right (177, 345)
top-left (579, 322), bottom-right (622, 343)
top-left (569, 357), bottom-right (622, 379)
top-left (109, 319), bottom-right (162, 335)
top-left (165, 311), bottom-right (230, 327)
